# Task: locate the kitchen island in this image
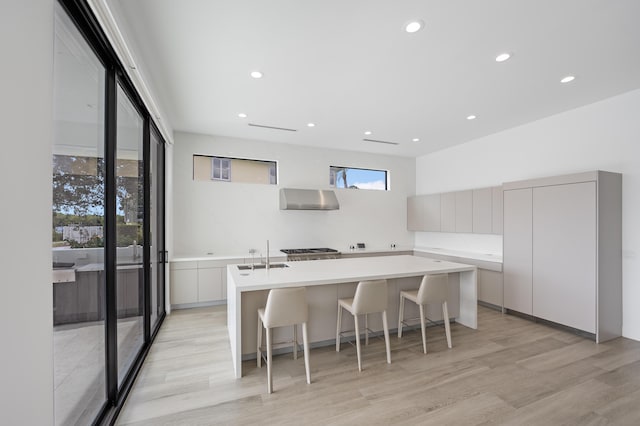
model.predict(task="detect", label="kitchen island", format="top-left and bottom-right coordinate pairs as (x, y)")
top-left (227, 254), bottom-right (477, 378)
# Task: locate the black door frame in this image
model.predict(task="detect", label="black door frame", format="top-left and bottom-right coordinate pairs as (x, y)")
top-left (56, 1), bottom-right (167, 424)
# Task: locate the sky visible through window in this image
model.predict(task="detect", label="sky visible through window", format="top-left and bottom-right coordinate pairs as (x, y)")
top-left (334, 167), bottom-right (387, 190)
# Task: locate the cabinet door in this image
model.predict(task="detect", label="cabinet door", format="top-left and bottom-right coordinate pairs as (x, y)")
top-left (198, 267), bottom-right (223, 302)
top-left (472, 188), bottom-right (492, 234)
top-left (455, 190), bottom-right (473, 233)
top-left (170, 269), bottom-right (198, 305)
top-left (440, 192), bottom-right (456, 232)
top-left (407, 196), bottom-right (424, 231)
top-left (423, 193), bottom-right (441, 231)
top-left (503, 188), bottom-right (533, 314)
top-left (532, 182), bottom-right (596, 332)
top-left (478, 269), bottom-right (503, 307)
top-left (492, 186), bottom-right (503, 235)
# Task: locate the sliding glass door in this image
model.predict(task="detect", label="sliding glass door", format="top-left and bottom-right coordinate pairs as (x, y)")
top-left (115, 84), bottom-right (145, 387)
top-left (150, 126), bottom-right (166, 331)
top-left (52, 6), bottom-right (107, 425)
top-left (53, 2), bottom-right (167, 424)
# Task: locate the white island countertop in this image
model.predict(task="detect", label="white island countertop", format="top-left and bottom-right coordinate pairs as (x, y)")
top-left (228, 254), bottom-right (475, 291)
top-left (226, 254), bottom-right (478, 378)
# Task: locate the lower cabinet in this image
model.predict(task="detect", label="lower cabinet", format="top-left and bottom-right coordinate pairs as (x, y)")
top-left (170, 268), bottom-right (198, 305)
top-left (170, 260), bottom-right (231, 307)
top-left (197, 268), bottom-right (223, 302)
top-left (477, 269), bottom-right (503, 307)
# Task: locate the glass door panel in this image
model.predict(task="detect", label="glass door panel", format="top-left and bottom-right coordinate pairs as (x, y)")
top-left (150, 127), bottom-right (165, 331)
top-left (53, 4), bottom-right (106, 424)
top-left (115, 83), bottom-right (144, 386)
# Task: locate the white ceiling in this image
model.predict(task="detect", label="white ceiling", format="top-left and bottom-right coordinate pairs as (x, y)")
top-left (112, 0), bottom-right (640, 157)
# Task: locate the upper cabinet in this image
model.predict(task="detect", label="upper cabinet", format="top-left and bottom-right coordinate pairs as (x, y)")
top-left (491, 186), bottom-right (503, 234)
top-left (440, 192), bottom-right (456, 232)
top-left (472, 188), bottom-right (492, 234)
top-left (408, 186), bottom-right (503, 235)
top-left (455, 190), bottom-right (473, 233)
top-left (407, 193), bottom-right (440, 231)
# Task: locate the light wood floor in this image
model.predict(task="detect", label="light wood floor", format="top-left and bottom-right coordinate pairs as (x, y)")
top-left (117, 305), bottom-right (640, 425)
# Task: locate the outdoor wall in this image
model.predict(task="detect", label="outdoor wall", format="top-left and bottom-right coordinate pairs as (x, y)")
top-left (415, 89), bottom-right (640, 340)
top-left (172, 131), bottom-right (415, 257)
top-left (0, 1), bottom-right (55, 424)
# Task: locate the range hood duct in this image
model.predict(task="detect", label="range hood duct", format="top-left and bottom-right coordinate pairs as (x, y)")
top-left (279, 188), bottom-right (340, 210)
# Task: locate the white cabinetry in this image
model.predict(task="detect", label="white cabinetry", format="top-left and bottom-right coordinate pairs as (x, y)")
top-left (197, 267), bottom-right (223, 302)
top-left (408, 194), bottom-right (441, 231)
top-left (169, 262), bottom-right (198, 305)
top-left (503, 171), bottom-right (622, 342)
top-left (440, 192), bottom-right (456, 232)
top-left (472, 188), bottom-right (492, 234)
top-left (455, 190), bottom-right (473, 233)
top-left (503, 188), bottom-right (533, 315)
top-left (170, 258), bottom-right (242, 307)
top-left (409, 186), bottom-right (502, 234)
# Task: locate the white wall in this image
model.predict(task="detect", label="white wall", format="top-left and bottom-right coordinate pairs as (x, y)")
top-left (172, 132), bottom-right (415, 257)
top-left (0, 1), bottom-right (55, 424)
top-left (415, 89), bottom-right (640, 340)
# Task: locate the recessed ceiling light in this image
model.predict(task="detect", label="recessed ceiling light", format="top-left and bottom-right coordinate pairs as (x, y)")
top-left (250, 71), bottom-right (263, 79)
top-left (560, 75), bottom-right (575, 83)
top-left (467, 115), bottom-right (477, 120)
top-left (364, 131), bottom-right (372, 135)
top-left (238, 113), bottom-right (247, 118)
top-left (404, 20), bottom-right (424, 33)
top-left (307, 123), bottom-right (315, 127)
top-left (495, 53), bottom-right (511, 62)
top-left (412, 138), bottom-right (420, 142)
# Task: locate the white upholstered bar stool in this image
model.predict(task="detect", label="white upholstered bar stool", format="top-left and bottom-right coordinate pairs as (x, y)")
top-left (257, 287), bottom-right (311, 394)
top-left (336, 279), bottom-right (391, 372)
top-left (398, 274), bottom-right (452, 354)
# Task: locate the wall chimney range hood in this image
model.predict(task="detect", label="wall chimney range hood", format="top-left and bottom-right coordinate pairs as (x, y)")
top-left (279, 188), bottom-right (340, 210)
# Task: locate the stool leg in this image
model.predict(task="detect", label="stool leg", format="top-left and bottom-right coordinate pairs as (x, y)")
top-left (266, 327), bottom-right (273, 394)
top-left (354, 313), bottom-right (362, 372)
top-left (302, 321), bottom-right (311, 385)
top-left (443, 301), bottom-right (452, 349)
top-left (382, 310), bottom-right (391, 364)
top-left (419, 304), bottom-right (427, 354)
top-left (257, 315), bottom-right (263, 368)
top-left (293, 324), bottom-right (298, 360)
top-left (398, 294), bottom-right (405, 338)
top-left (365, 314), bottom-right (369, 346)
top-left (336, 302), bottom-right (342, 352)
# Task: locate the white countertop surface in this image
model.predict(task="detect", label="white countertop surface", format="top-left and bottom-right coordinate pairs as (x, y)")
top-left (170, 251), bottom-right (284, 262)
top-left (414, 247), bottom-right (503, 263)
top-left (173, 246), bottom-right (502, 264)
top-left (227, 254), bottom-right (476, 292)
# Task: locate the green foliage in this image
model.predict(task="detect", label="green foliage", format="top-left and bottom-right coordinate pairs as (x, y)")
top-left (117, 224), bottom-right (142, 247)
top-left (67, 235), bottom-right (103, 248)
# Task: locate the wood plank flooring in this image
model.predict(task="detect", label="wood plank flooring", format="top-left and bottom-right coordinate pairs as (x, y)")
top-left (117, 305), bottom-right (640, 425)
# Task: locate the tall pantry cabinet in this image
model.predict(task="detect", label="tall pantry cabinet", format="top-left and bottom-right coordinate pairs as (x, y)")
top-left (503, 171), bottom-right (622, 342)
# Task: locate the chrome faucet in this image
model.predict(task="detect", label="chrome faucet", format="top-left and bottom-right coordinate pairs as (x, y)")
top-left (265, 240), bottom-right (270, 270)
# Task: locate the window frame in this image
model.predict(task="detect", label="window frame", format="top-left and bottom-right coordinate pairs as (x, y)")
top-left (329, 165), bottom-right (389, 191)
top-left (211, 157), bottom-right (231, 181)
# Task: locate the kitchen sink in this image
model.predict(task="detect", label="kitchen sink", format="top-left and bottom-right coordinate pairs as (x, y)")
top-left (237, 263), bottom-right (289, 270)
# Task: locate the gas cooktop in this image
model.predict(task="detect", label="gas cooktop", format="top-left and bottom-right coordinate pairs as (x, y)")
top-left (280, 248), bottom-right (339, 254)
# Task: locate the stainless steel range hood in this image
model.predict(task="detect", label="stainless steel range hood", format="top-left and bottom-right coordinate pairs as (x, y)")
top-left (279, 188), bottom-right (340, 210)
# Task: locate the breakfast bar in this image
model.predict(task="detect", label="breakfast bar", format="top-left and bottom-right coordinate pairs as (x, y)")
top-left (227, 255), bottom-right (477, 378)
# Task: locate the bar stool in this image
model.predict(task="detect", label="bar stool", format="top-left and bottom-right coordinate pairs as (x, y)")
top-left (398, 274), bottom-right (452, 354)
top-left (336, 279), bottom-right (391, 372)
top-left (257, 287), bottom-right (311, 394)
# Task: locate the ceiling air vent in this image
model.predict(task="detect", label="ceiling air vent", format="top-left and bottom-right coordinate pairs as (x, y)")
top-left (248, 123), bottom-right (297, 132)
top-left (363, 138), bottom-right (399, 145)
